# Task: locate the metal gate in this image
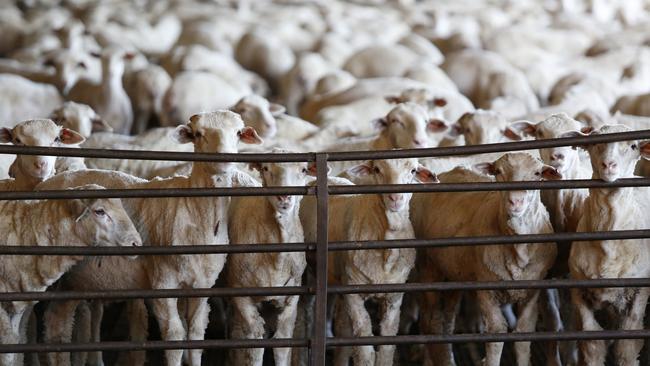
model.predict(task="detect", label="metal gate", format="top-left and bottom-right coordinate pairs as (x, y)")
top-left (1, 129), bottom-right (650, 365)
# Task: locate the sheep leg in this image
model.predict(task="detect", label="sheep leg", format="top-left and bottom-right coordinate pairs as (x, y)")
top-left (333, 296), bottom-right (353, 366)
top-left (22, 305), bottom-right (39, 366)
top-left (43, 300), bottom-right (81, 366)
top-left (125, 300), bottom-right (148, 366)
top-left (185, 297), bottom-right (210, 366)
top-left (614, 288), bottom-right (649, 366)
top-left (570, 288), bottom-right (606, 365)
top-left (72, 302), bottom-right (92, 366)
top-left (477, 290), bottom-right (508, 366)
top-left (344, 293), bottom-right (375, 366)
top-left (514, 291), bottom-right (540, 366)
top-left (377, 293), bottom-right (405, 366)
top-left (0, 307), bottom-right (20, 366)
top-left (420, 289), bottom-right (456, 366)
top-left (273, 296), bottom-right (300, 366)
top-left (151, 296), bottom-right (186, 366)
top-left (88, 301), bottom-right (105, 366)
top-left (229, 297), bottom-right (265, 366)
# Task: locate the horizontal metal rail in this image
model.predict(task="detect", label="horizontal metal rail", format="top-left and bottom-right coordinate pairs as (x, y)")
top-left (3, 277), bottom-right (650, 302)
top-left (2, 229), bottom-right (649, 255)
top-left (2, 330), bottom-right (650, 354)
top-left (2, 178), bottom-right (650, 200)
top-left (1, 129), bottom-right (648, 162)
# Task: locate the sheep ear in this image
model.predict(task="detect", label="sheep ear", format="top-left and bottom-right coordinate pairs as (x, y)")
top-left (91, 117), bottom-right (113, 132)
top-left (580, 126), bottom-right (594, 134)
top-left (427, 119), bottom-right (448, 133)
top-left (306, 161), bottom-right (330, 177)
top-left (504, 121), bottom-right (536, 141)
top-left (59, 128), bottom-right (85, 145)
top-left (268, 103), bottom-right (285, 117)
top-left (171, 125), bottom-right (194, 144)
top-left (640, 141), bottom-right (650, 160)
top-left (0, 128), bottom-right (12, 143)
top-left (347, 162), bottom-right (373, 177)
top-left (560, 129), bottom-right (591, 150)
top-left (372, 117), bottom-right (388, 131)
top-left (415, 165), bottom-right (438, 183)
top-left (239, 127), bottom-right (263, 145)
top-left (447, 123), bottom-right (463, 137)
top-left (541, 165), bottom-right (562, 180)
top-left (385, 96), bottom-right (402, 104)
top-left (474, 162), bottom-right (497, 176)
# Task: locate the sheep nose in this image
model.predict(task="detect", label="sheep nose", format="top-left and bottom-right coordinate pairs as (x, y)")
top-left (34, 160), bottom-right (46, 169)
top-left (508, 198), bottom-right (524, 206)
top-left (551, 153), bottom-right (564, 161)
top-left (388, 194), bottom-right (403, 202)
top-left (276, 195), bottom-right (290, 203)
top-left (601, 161), bottom-right (617, 169)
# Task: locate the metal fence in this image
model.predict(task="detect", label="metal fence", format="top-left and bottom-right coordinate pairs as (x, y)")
top-left (1, 129), bottom-right (650, 365)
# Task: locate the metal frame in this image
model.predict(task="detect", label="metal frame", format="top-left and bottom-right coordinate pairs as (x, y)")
top-left (1, 130), bottom-right (650, 365)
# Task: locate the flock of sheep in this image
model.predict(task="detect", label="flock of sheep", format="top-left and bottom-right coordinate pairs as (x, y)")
top-left (1, 0), bottom-right (650, 365)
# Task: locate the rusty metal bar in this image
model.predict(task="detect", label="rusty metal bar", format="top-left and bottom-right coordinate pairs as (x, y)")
top-left (1, 129), bottom-right (648, 161)
top-left (311, 153), bottom-right (329, 366)
top-left (2, 229), bottom-right (649, 255)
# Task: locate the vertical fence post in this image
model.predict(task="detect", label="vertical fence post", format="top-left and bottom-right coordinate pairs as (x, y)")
top-left (311, 153), bottom-right (329, 366)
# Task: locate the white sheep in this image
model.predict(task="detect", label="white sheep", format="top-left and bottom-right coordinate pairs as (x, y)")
top-left (302, 158), bottom-right (437, 366)
top-left (564, 124), bottom-right (650, 365)
top-left (279, 52), bottom-right (332, 116)
top-left (612, 93), bottom-right (650, 117)
top-left (37, 110), bottom-right (263, 366)
top-left (235, 30), bottom-right (295, 91)
top-left (0, 73), bottom-right (63, 127)
top-left (0, 184), bottom-right (141, 366)
top-left (123, 64), bottom-right (172, 134)
top-left (0, 119), bottom-right (85, 191)
top-left (444, 109), bottom-right (510, 147)
top-left (66, 47), bottom-right (134, 134)
top-left (412, 153), bottom-right (560, 366)
top-left (227, 151), bottom-right (313, 366)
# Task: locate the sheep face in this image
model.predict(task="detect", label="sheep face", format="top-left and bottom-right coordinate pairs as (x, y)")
top-left (68, 185), bottom-right (142, 250)
top-left (475, 153), bottom-right (561, 218)
top-left (171, 110), bottom-right (263, 175)
top-left (450, 110), bottom-right (505, 146)
top-left (253, 159), bottom-right (314, 213)
top-left (563, 124), bottom-right (650, 182)
top-left (50, 102), bottom-right (111, 138)
top-left (349, 158), bottom-right (437, 212)
top-left (378, 102), bottom-right (448, 150)
top-left (231, 95), bottom-right (285, 139)
top-left (0, 119), bottom-right (85, 180)
top-left (505, 114), bottom-right (585, 176)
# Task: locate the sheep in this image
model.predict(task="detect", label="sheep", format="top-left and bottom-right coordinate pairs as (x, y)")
top-left (226, 151), bottom-right (313, 366)
top-left (0, 184), bottom-right (142, 366)
top-left (0, 119), bottom-right (85, 191)
top-left (411, 153), bottom-right (560, 366)
top-left (66, 47), bottom-right (134, 134)
top-left (444, 109), bottom-right (510, 147)
top-left (611, 93), bottom-right (650, 117)
top-left (122, 64), bottom-right (172, 134)
top-left (301, 158), bottom-right (437, 366)
top-left (235, 30), bottom-right (295, 92)
top-left (343, 44), bottom-right (422, 78)
top-left (49, 101), bottom-right (112, 139)
top-left (36, 110), bottom-right (263, 366)
top-left (0, 73), bottom-right (63, 127)
top-left (160, 71), bottom-right (251, 127)
top-left (279, 52), bottom-right (332, 115)
top-left (563, 124), bottom-right (650, 365)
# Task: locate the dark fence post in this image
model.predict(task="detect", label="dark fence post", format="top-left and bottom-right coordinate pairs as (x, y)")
top-left (311, 153), bottom-right (329, 366)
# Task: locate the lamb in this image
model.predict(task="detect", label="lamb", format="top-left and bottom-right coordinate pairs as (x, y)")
top-left (411, 153), bottom-right (560, 366)
top-left (564, 124), bottom-right (650, 365)
top-left (0, 184), bottom-right (141, 366)
top-left (36, 110), bottom-right (263, 366)
top-left (49, 101), bottom-right (112, 139)
top-left (122, 64), bottom-right (172, 134)
top-left (301, 158), bottom-right (437, 366)
top-left (445, 109), bottom-right (510, 146)
top-left (66, 47), bottom-right (134, 134)
top-left (0, 73), bottom-right (63, 127)
top-left (230, 95), bottom-right (319, 142)
top-left (226, 151), bottom-right (312, 366)
top-left (0, 119), bottom-right (85, 191)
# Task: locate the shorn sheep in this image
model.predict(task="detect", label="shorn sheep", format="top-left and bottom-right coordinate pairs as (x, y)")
top-left (0, 184), bottom-right (141, 366)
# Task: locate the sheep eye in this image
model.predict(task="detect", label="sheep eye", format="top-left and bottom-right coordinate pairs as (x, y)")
top-left (94, 209), bottom-right (106, 216)
top-left (301, 168), bottom-right (308, 174)
top-left (55, 136), bottom-right (61, 143)
top-left (534, 172), bottom-right (541, 176)
top-left (631, 144), bottom-right (637, 150)
top-left (263, 166), bottom-right (269, 172)
top-left (410, 168), bottom-right (417, 175)
top-left (373, 167), bottom-right (381, 174)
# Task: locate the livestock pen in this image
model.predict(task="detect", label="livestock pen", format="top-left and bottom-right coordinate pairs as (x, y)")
top-left (1, 129), bottom-right (650, 365)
